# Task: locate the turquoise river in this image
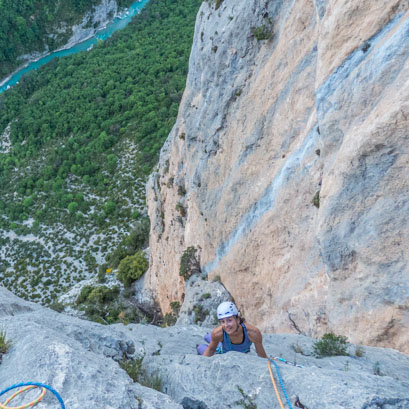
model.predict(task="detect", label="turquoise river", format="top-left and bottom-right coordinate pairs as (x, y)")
top-left (0, 0), bottom-right (150, 94)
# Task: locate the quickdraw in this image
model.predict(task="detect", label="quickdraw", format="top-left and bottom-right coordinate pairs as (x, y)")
top-left (0, 383), bottom-right (65, 409)
top-left (272, 356), bottom-right (304, 368)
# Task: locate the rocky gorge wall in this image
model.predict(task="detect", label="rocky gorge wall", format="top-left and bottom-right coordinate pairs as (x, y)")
top-left (146, 0), bottom-right (409, 353)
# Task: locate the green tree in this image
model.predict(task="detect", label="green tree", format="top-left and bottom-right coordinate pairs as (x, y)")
top-left (23, 197), bottom-right (33, 207)
top-left (67, 201), bottom-right (79, 214)
top-left (117, 251), bottom-right (148, 287)
top-left (104, 200), bottom-right (116, 215)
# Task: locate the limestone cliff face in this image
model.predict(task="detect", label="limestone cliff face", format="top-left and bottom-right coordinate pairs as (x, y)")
top-left (146, 0), bottom-right (409, 353)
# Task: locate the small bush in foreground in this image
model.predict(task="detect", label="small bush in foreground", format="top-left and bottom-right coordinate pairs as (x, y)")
top-left (120, 355), bottom-right (163, 391)
top-left (120, 355), bottom-right (144, 382)
top-left (141, 372), bottom-right (163, 392)
top-left (313, 333), bottom-right (349, 357)
top-left (236, 386), bottom-right (257, 409)
top-left (0, 330), bottom-right (11, 354)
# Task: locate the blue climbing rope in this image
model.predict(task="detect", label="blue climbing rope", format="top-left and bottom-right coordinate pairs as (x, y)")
top-left (269, 358), bottom-right (294, 409)
top-left (0, 383), bottom-right (65, 409)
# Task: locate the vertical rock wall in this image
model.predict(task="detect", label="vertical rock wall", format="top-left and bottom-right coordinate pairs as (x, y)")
top-left (146, 0), bottom-right (409, 353)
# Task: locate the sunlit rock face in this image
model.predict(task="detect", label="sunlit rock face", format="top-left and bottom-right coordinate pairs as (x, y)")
top-left (146, 0), bottom-right (409, 353)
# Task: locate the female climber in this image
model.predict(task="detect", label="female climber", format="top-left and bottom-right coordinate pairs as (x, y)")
top-left (197, 301), bottom-right (268, 358)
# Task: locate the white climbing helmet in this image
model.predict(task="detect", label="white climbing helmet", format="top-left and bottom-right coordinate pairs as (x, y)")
top-left (217, 301), bottom-right (238, 319)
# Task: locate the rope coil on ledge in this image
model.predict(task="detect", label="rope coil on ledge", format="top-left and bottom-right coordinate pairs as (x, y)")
top-left (0, 385), bottom-right (45, 409)
top-left (0, 383), bottom-right (65, 409)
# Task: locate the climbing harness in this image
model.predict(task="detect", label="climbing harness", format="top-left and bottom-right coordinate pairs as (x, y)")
top-left (0, 383), bottom-right (65, 409)
top-left (268, 357), bottom-right (294, 409)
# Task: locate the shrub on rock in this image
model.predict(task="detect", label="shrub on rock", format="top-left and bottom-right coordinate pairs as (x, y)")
top-left (313, 333), bottom-right (349, 357)
top-left (117, 250), bottom-right (149, 287)
top-left (0, 329), bottom-right (11, 355)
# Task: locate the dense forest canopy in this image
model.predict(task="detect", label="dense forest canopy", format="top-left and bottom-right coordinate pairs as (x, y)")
top-left (0, 0), bottom-right (134, 78)
top-left (0, 0), bottom-right (202, 225)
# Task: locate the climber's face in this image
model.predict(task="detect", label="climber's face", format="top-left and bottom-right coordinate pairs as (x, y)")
top-left (219, 316), bottom-right (239, 335)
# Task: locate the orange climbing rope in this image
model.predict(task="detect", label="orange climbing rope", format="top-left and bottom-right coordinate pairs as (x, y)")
top-left (0, 385), bottom-right (46, 409)
top-left (268, 358), bottom-right (285, 409)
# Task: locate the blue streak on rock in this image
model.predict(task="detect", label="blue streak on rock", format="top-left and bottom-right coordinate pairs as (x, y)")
top-left (313, 0), bottom-right (327, 20)
top-left (316, 12), bottom-right (408, 121)
top-left (203, 128), bottom-right (319, 275)
top-left (269, 45), bottom-right (317, 120)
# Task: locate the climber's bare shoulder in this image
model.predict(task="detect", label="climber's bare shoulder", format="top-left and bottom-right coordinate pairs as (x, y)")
top-left (245, 322), bottom-right (267, 358)
top-left (244, 322), bottom-right (263, 342)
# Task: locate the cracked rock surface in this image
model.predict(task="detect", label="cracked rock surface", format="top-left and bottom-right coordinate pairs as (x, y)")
top-left (1, 287), bottom-right (408, 409)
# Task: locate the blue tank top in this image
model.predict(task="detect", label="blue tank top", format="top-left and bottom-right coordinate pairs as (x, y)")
top-left (221, 323), bottom-right (252, 353)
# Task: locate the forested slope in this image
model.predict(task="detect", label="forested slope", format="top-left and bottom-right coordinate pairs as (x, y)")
top-left (0, 0), bottom-right (202, 305)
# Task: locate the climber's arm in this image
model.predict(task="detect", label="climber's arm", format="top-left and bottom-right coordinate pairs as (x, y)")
top-left (203, 327), bottom-right (223, 357)
top-left (247, 324), bottom-right (268, 358)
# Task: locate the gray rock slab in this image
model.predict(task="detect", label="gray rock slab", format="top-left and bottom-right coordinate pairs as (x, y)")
top-left (1, 287), bottom-right (408, 409)
top-left (143, 350), bottom-right (409, 409)
top-left (0, 287), bottom-right (182, 409)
